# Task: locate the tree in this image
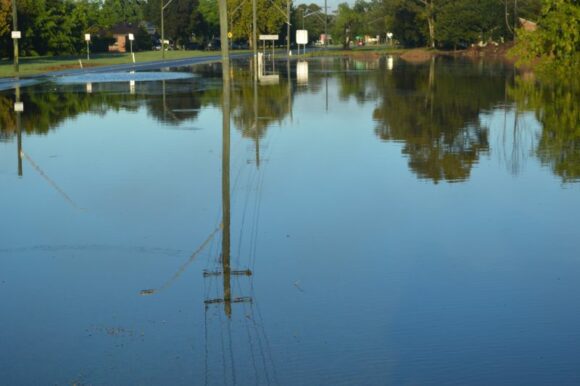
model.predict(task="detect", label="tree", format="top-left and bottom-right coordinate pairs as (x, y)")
top-left (100, 0), bottom-right (144, 28)
top-left (143, 0), bottom-right (197, 47)
top-left (333, 2), bottom-right (362, 48)
top-left (197, 0), bottom-right (220, 41)
top-left (511, 0), bottom-right (580, 71)
top-left (227, 0), bottom-right (288, 46)
top-left (384, 0), bottom-right (427, 47)
top-left (294, 3), bottom-right (324, 43)
top-left (436, 0), bottom-right (506, 49)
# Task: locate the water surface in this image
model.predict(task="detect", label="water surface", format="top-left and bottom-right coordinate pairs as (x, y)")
top-left (1, 56), bottom-right (579, 385)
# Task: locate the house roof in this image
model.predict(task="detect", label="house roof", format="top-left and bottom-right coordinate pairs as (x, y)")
top-left (109, 23), bottom-right (139, 35)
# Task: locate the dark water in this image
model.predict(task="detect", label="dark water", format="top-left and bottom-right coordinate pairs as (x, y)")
top-left (1, 56), bottom-right (579, 385)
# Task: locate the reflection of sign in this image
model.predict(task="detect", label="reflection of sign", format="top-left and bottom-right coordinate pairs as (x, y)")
top-left (14, 102), bottom-right (24, 112)
top-left (297, 61), bottom-right (309, 84)
top-left (11, 31), bottom-right (21, 39)
top-left (259, 34), bottom-right (278, 40)
top-left (296, 30), bottom-right (308, 45)
top-left (128, 33), bottom-right (134, 41)
top-left (85, 34), bottom-right (91, 41)
top-left (227, 32), bottom-right (233, 39)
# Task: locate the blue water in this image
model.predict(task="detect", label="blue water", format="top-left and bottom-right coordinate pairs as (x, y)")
top-left (0, 56), bottom-right (579, 385)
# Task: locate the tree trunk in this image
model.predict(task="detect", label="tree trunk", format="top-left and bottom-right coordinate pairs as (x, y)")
top-left (427, 13), bottom-right (435, 48)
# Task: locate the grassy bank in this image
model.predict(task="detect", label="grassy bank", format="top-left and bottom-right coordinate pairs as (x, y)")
top-left (0, 50), bottom-right (221, 78)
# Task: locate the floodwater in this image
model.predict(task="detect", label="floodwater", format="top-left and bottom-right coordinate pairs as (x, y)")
top-left (1, 56), bottom-right (579, 385)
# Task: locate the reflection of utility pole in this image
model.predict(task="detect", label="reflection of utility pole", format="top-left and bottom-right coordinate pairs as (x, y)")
top-left (222, 55), bottom-right (232, 317)
top-left (15, 83), bottom-right (22, 176)
top-left (287, 58), bottom-right (293, 122)
top-left (162, 79), bottom-right (167, 121)
top-left (325, 67), bottom-right (328, 112)
top-left (254, 64), bottom-right (260, 168)
top-left (204, 54), bottom-right (252, 318)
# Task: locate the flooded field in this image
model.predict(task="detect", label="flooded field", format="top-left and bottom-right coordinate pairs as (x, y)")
top-left (1, 56), bottom-right (579, 385)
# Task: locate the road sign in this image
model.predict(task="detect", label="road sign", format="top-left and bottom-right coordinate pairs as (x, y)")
top-left (259, 34), bottom-right (278, 41)
top-left (227, 32), bottom-right (233, 39)
top-left (11, 31), bottom-right (21, 39)
top-left (296, 30), bottom-right (308, 45)
top-left (85, 34), bottom-right (91, 41)
top-left (128, 33), bottom-right (134, 41)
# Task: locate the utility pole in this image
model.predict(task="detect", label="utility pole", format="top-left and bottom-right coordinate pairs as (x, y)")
top-left (11, 0), bottom-right (19, 74)
top-left (324, 0), bottom-right (327, 48)
top-left (287, 0), bottom-right (291, 56)
top-left (161, 0), bottom-right (174, 60)
top-left (253, 0), bottom-right (258, 80)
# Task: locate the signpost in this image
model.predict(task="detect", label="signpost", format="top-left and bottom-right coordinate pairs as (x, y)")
top-left (259, 34), bottom-right (278, 59)
top-left (85, 34), bottom-right (91, 60)
top-left (296, 30), bottom-right (308, 55)
top-left (128, 33), bottom-right (135, 63)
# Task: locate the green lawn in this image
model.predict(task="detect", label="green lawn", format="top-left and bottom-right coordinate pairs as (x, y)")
top-left (0, 47), bottom-right (408, 78)
top-left (0, 50), bottom-right (222, 78)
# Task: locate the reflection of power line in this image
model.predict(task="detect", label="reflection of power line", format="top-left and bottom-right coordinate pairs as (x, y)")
top-left (22, 151), bottom-right (84, 211)
top-left (140, 224), bottom-right (222, 296)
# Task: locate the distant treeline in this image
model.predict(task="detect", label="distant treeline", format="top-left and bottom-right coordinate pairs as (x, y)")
top-left (1, 0), bottom-right (577, 64)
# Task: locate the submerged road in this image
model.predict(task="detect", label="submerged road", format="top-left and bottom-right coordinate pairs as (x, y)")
top-left (0, 52), bottom-right (251, 91)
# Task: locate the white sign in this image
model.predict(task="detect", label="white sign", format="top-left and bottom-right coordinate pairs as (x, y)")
top-left (85, 34), bottom-right (91, 41)
top-left (14, 102), bottom-right (24, 112)
top-left (128, 33), bottom-right (135, 41)
top-left (296, 30), bottom-right (308, 45)
top-left (387, 32), bottom-right (393, 39)
top-left (11, 31), bottom-right (21, 39)
top-left (259, 34), bottom-right (279, 41)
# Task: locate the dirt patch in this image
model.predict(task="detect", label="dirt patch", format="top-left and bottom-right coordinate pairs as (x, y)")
top-left (459, 42), bottom-right (515, 61)
top-left (400, 48), bottom-right (436, 63)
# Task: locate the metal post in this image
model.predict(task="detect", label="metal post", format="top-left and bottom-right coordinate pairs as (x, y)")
top-left (86, 40), bottom-right (90, 60)
top-left (11, 0), bottom-right (19, 74)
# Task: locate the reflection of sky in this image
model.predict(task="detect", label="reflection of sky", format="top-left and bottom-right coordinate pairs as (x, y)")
top-left (1, 62), bottom-right (580, 385)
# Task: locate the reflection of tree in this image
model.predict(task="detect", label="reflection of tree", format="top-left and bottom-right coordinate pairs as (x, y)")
top-left (510, 74), bottom-right (580, 182)
top-left (372, 57), bottom-right (507, 183)
top-left (230, 66), bottom-right (292, 139)
top-left (0, 86), bottom-right (124, 137)
top-left (0, 60), bottom-right (296, 142)
top-left (335, 58), bottom-right (379, 104)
